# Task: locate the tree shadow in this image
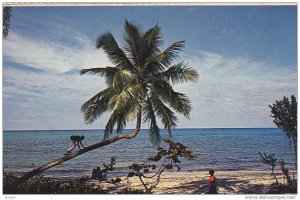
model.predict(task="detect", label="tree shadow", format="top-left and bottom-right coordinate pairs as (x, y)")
top-left (162, 177), bottom-right (268, 194)
top-left (218, 178), bottom-right (267, 194)
top-left (157, 179), bottom-right (208, 194)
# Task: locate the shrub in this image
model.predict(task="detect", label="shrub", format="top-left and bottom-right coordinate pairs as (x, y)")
top-left (3, 172), bottom-right (108, 194)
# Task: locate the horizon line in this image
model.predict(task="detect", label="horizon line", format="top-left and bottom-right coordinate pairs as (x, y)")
top-left (3, 2), bottom-right (297, 7)
top-left (3, 127), bottom-right (278, 132)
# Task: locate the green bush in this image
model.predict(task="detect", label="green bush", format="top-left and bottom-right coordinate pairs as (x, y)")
top-left (116, 188), bottom-right (145, 194)
top-left (3, 172), bottom-right (108, 194)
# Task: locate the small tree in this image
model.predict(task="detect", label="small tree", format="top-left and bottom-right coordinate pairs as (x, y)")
top-left (258, 152), bottom-right (279, 186)
top-left (126, 138), bottom-right (196, 193)
top-left (91, 157), bottom-right (121, 184)
top-left (269, 95), bottom-right (297, 168)
top-left (279, 159), bottom-right (291, 185)
top-left (3, 7), bottom-right (12, 38)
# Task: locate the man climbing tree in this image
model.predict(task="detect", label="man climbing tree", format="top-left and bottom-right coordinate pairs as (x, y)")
top-left (15, 20), bottom-right (199, 185)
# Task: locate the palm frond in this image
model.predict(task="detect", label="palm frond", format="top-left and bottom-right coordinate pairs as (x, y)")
top-left (149, 122), bottom-right (161, 146)
top-left (104, 110), bottom-right (127, 139)
top-left (112, 69), bottom-right (137, 91)
top-left (155, 62), bottom-right (199, 84)
top-left (143, 58), bottom-right (166, 76)
top-left (123, 19), bottom-right (143, 69)
top-left (143, 41), bottom-right (185, 75)
top-left (151, 80), bottom-right (191, 118)
top-left (157, 41), bottom-right (185, 66)
top-left (104, 103), bottom-right (139, 140)
top-left (96, 32), bottom-right (135, 71)
top-left (141, 23), bottom-right (163, 65)
top-left (80, 67), bottom-right (118, 76)
top-left (109, 82), bottom-right (144, 111)
top-left (116, 114), bottom-right (127, 135)
top-left (80, 67), bottom-right (118, 86)
top-left (143, 97), bottom-right (161, 146)
top-left (150, 91), bottom-right (178, 133)
top-left (104, 82), bottom-right (145, 139)
top-left (104, 110), bottom-right (118, 140)
top-left (81, 87), bottom-right (114, 124)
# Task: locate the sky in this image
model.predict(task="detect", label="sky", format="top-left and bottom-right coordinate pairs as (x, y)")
top-left (2, 5), bottom-right (297, 130)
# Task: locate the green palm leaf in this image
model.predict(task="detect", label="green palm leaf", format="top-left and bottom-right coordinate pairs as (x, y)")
top-left (150, 91), bottom-right (178, 133)
top-left (112, 69), bottom-right (137, 90)
top-left (157, 40), bottom-right (185, 66)
top-left (141, 23), bottom-right (163, 66)
top-left (109, 82), bottom-right (144, 111)
top-left (123, 19), bottom-right (143, 69)
top-left (104, 110), bottom-right (119, 140)
top-left (156, 62), bottom-right (199, 84)
top-left (150, 80), bottom-right (191, 118)
top-left (143, 41), bottom-right (185, 75)
top-left (81, 87), bottom-right (114, 124)
top-left (105, 103), bottom-right (140, 139)
top-left (80, 67), bottom-right (118, 86)
top-left (81, 20), bottom-right (198, 145)
top-left (80, 66), bottom-right (118, 76)
top-left (143, 97), bottom-right (161, 146)
top-left (104, 110), bottom-right (125, 139)
top-left (143, 59), bottom-right (165, 76)
top-left (96, 32), bottom-right (135, 71)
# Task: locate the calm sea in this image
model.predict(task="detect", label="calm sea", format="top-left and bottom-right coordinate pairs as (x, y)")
top-left (3, 128), bottom-right (295, 178)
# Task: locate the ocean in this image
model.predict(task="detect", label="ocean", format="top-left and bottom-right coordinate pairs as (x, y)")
top-left (2, 128), bottom-right (295, 178)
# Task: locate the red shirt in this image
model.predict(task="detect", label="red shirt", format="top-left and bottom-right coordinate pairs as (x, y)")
top-left (209, 175), bottom-right (215, 183)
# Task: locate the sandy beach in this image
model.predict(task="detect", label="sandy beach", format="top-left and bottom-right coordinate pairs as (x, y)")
top-left (86, 170), bottom-right (295, 194)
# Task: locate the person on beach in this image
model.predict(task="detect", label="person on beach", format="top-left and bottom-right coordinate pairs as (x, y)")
top-left (65, 135), bottom-right (85, 155)
top-left (92, 167), bottom-right (103, 180)
top-left (208, 170), bottom-right (218, 194)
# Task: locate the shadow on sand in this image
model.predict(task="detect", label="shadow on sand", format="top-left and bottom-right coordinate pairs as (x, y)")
top-left (163, 178), bottom-right (268, 194)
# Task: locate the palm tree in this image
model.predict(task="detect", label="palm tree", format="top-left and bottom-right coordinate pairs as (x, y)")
top-left (81, 20), bottom-right (198, 145)
top-left (15, 20), bottom-right (198, 185)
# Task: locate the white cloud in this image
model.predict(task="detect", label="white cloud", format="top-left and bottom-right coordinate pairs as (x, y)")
top-left (2, 24), bottom-right (124, 130)
top-left (3, 31), bottom-right (111, 73)
top-left (3, 31), bottom-right (297, 129)
top-left (3, 66), bottom-right (110, 130)
top-left (174, 51), bottom-right (297, 128)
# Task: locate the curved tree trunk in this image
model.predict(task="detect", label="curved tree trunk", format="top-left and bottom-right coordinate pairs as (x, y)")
top-left (15, 110), bottom-right (142, 186)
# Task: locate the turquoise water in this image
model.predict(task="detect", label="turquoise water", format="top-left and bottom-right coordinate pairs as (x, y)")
top-left (3, 128), bottom-right (295, 178)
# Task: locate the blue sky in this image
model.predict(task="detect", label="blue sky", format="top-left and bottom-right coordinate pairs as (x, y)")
top-left (3, 5), bottom-right (297, 130)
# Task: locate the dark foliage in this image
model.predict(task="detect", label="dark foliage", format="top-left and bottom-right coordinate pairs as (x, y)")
top-left (81, 20), bottom-right (198, 146)
top-left (279, 159), bottom-right (297, 193)
top-left (258, 152), bottom-right (277, 171)
top-left (269, 95), bottom-right (297, 166)
top-left (3, 7), bottom-right (12, 38)
top-left (258, 152), bottom-right (279, 186)
top-left (3, 172), bottom-right (108, 194)
top-left (257, 95), bottom-right (298, 194)
top-left (268, 182), bottom-right (297, 194)
top-left (91, 156), bottom-right (121, 184)
top-left (126, 138), bottom-right (197, 193)
top-left (116, 188), bottom-right (145, 194)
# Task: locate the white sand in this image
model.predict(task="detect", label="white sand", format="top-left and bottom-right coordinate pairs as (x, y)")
top-left (86, 170), bottom-right (296, 194)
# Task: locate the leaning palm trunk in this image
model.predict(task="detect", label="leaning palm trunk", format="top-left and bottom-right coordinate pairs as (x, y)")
top-left (15, 20), bottom-right (199, 187)
top-left (15, 111), bottom-right (141, 186)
